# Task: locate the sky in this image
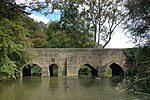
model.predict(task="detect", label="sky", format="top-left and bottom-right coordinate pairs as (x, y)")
top-left (28, 11), bottom-right (61, 23)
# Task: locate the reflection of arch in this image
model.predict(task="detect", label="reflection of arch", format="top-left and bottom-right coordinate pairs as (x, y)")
top-left (49, 64), bottom-right (58, 77)
top-left (78, 64), bottom-right (98, 76)
top-left (109, 63), bottom-right (124, 76)
top-left (22, 64), bottom-right (42, 76)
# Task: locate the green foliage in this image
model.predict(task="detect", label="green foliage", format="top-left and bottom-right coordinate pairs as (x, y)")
top-left (78, 66), bottom-right (91, 75)
top-left (104, 66), bottom-right (112, 78)
top-left (124, 0), bottom-right (150, 46)
top-left (23, 17), bottom-right (48, 47)
top-left (0, 0), bottom-right (28, 20)
top-left (31, 65), bottom-right (42, 76)
top-left (27, 0), bottom-right (126, 48)
top-left (122, 47), bottom-right (150, 94)
top-left (123, 48), bottom-right (137, 66)
top-left (53, 65), bottom-right (58, 76)
top-left (122, 0), bottom-right (150, 93)
top-left (43, 21), bottom-right (95, 48)
top-left (50, 0), bottom-right (126, 48)
top-left (0, 0), bottom-right (33, 80)
top-left (42, 0), bottom-right (95, 48)
top-left (0, 18), bottom-right (31, 80)
top-left (82, 0), bottom-right (126, 48)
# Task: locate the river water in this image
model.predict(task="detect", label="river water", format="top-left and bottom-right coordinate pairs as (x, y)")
top-left (0, 77), bottom-right (149, 100)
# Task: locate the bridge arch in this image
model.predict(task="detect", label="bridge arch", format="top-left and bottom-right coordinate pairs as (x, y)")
top-left (22, 64), bottom-right (42, 76)
top-left (108, 63), bottom-right (124, 76)
top-left (49, 64), bottom-right (59, 77)
top-left (78, 64), bottom-right (98, 77)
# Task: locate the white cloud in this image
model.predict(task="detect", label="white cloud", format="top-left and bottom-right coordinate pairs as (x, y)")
top-left (16, 0), bottom-right (31, 4)
top-left (16, 0), bottom-right (45, 4)
top-left (105, 27), bottom-right (134, 48)
top-left (28, 14), bottom-right (50, 24)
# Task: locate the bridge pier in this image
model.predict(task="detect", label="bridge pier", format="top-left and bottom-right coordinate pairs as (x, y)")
top-left (41, 66), bottom-right (49, 76)
top-left (97, 67), bottom-right (106, 77)
top-left (67, 65), bottom-right (78, 77)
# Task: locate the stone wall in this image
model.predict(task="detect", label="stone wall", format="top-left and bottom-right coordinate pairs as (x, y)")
top-left (31, 48), bottom-right (127, 77)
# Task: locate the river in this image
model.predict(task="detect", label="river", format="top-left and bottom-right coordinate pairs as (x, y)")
top-left (0, 77), bottom-right (149, 100)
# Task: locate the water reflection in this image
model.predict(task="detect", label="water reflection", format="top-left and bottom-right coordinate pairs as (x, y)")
top-left (0, 77), bottom-right (149, 100)
top-left (21, 77), bottom-right (41, 89)
top-left (49, 77), bottom-right (59, 93)
top-left (79, 78), bottom-right (97, 87)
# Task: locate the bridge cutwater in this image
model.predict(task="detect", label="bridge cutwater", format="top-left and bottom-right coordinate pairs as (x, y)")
top-left (22, 48), bottom-right (127, 77)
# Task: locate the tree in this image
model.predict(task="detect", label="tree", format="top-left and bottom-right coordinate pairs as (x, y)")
top-left (124, 0), bottom-right (150, 46)
top-left (43, 21), bottom-right (71, 48)
top-left (44, 20), bottom-right (95, 48)
top-left (0, 0), bottom-right (31, 80)
top-left (50, 0), bottom-right (126, 48)
top-left (122, 47), bottom-right (150, 94)
top-left (0, 0), bottom-right (29, 20)
top-left (27, 0), bottom-right (126, 48)
top-left (43, 0), bottom-right (95, 48)
top-left (23, 17), bottom-right (48, 47)
top-left (0, 18), bottom-right (31, 80)
top-left (83, 0), bottom-right (126, 48)
top-left (58, 1), bottom-right (95, 48)
top-left (120, 0), bottom-right (150, 94)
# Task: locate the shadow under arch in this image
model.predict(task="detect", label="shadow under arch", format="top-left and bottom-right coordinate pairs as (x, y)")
top-left (109, 63), bottom-right (124, 76)
top-left (22, 66), bottom-right (31, 76)
top-left (22, 64), bottom-right (42, 76)
top-left (49, 64), bottom-right (58, 77)
top-left (78, 64), bottom-right (98, 77)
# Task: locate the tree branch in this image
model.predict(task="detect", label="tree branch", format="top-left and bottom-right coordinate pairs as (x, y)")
top-left (127, 76), bottom-right (150, 89)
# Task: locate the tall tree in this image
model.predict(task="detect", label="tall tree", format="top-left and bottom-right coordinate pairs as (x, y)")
top-left (59, 0), bottom-right (95, 47)
top-left (28, 0), bottom-right (126, 48)
top-left (46, 0), bottom-right (95, 48)
top-left (83, 0), bottom-right (126, 48)
top-left (43, 21), bottom-right (71, 48)
top-left (0, 0), bottom-right (28, 20)
top-left (44, 20), bottom-right (95, 48)
top-left (50, 0), bottom-right (126, 48)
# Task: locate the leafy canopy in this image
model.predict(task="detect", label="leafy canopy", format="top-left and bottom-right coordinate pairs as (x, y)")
top-left (0, 0), bottom-right (32, 80)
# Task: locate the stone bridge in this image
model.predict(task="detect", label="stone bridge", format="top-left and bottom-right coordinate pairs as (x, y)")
top-left (23, 48), bottom-right (127, 77)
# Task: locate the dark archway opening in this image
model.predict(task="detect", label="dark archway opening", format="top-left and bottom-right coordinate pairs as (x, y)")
top-left (109, 63), bottom-right (124, 76)
top-left (22, 65), bottom-right (31, 76)
top-left (22, 64), bottom-right (42, 76)
top-left (78, 64), bottom-right (98, 78)
top-left (49, 64), bottom-right (58, 77)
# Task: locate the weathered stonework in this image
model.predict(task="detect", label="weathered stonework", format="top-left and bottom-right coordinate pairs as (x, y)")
top-left (30, 48), bottom-right (127, 77)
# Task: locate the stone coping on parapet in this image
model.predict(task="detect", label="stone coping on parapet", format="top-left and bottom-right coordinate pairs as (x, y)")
top-left (31, 48), bottom-right (125, 54)
top-left (32, 48), bottom-right (124, 51)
